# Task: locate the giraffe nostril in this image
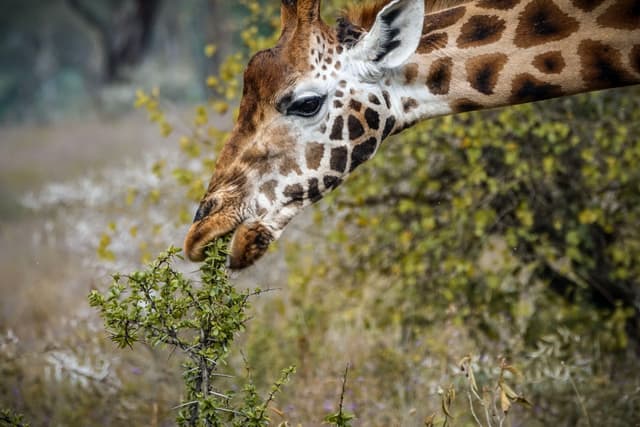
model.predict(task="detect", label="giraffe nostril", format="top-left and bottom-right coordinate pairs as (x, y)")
top-left (193, 198), bottom-right (218, 223)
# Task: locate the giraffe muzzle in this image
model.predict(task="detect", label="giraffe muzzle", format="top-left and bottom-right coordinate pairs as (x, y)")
top-left (184, 192), bottom-right (276, 269)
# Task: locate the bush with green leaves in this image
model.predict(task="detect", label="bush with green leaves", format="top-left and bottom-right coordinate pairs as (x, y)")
top-left (90, 237), bottom-right (296, 426)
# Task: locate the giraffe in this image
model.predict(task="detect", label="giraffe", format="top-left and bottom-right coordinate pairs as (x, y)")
top-left (184, 0), bottom-right (640, 269)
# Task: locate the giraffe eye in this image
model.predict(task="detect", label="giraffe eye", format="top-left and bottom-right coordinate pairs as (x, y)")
top-left (286, 95), bottom-right (326, 117)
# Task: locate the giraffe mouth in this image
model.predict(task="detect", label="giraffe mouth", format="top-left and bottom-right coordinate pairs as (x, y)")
top-left (184, 216), bottom-right (274, 270)
top-left (183, 219), bottom-right (237, 264)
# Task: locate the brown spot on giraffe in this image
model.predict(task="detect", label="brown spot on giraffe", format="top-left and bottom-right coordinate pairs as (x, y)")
top-left (404, 63), bottom-right (419, 84)
top-left (477, 0), bottom-right (521, 10)
top-left (283, 184), bottom-right (304, 207)
top-left (347, 115), bottom-right (365, 140)
top-left (451, 98), bottom-right (483, 113)
top-left (382, 91), bottom-right (391, 108)
top-left (330, 146), bottom-right (348, 173)
top-left (465, 53), bottom-right (508, 95)
top-left (423, 6), bottom-right (467, 33)
top-left (323, 175), bottom-right (342, 191)
top-left (368, 93), bottom-right (381, 105)
top-left (350, 137), bottom-right (378, 172)
top-left (260, 180), bottom-right (277, 203)
top-left (305, 142), bottom-right (324, 170)
top-left (330, 116), bottom-right (344, 140)
top-left (426, 57), bottom-right (454, 95)
top-left (279, 156), bottom-right (303, 176)
top-left (571, 0), bottom-right (606, 11)
top-left (578, 39), bottom-right (636, 89)
top-left (596, 0), bottom-right (640, 30)
top-left (402, 97), bottom-right (419, 112)
top-left (631, 45), bottom-right (640, 75)
top-left (364, 108), bottom-right (380, 130)
top-left (382, 117), bottom-right (396, 140)
top-left (349, 99), bottom-right (362, 112)
top-left (510, 73), bottom-right (563, 103)
top-left (457, 15), bottom-right (507, 48)
top-left (532, 51), bottom-right (566, 74)
top-left (308, 178), bottom-right (322, 202)
top-left (417, 32), bottom-right (449, 54)
top-left (514, 0), bottom-right (580, 48)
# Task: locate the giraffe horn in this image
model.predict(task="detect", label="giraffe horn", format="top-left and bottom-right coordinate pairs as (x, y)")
top-left (280, 0), bottom-right (298, 39)
top-left (295, 0), bottom-right (322, 24)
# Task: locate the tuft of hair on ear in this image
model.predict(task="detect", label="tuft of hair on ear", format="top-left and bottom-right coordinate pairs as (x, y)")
top-left (339, 0), bottom-right (470, 32)
top-left (340, 0), bottom-right (391, 31)
top-left (336, 17), bottom-right (365, 47)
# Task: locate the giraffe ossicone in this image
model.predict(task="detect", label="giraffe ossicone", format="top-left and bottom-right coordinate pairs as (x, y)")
top-left (184, 0), bottom-right (640, 269)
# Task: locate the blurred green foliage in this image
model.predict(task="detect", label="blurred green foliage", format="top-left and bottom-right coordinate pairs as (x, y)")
top-left (0, 409), bottom-right (29, 427)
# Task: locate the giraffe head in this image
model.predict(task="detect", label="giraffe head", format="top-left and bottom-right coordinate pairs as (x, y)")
top-left (184, 0), bottom-right (425, 268)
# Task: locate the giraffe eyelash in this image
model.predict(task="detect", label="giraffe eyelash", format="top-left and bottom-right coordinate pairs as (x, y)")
top-left (285, 95), bottom-right (327, 118)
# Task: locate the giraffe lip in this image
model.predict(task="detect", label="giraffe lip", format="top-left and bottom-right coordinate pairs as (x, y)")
top-left (183, 218), bottom-right (239, 262)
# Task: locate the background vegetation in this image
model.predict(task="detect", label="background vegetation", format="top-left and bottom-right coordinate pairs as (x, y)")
top-left (1, 0), bottom-right (639, 426)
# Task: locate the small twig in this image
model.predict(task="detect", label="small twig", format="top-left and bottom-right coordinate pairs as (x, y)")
top-left (467, 390), bottom-right (484, 427)
top-left (213, 407), bottom-right (243, 416)
top-left (246, 287), bottom-right (282, 298)
top-left (487, 388), bottom-right (497, 427)
top-left (210, 390), bottom-right (231, 399)
top-left (208, 372), bottom-right (234, 378)
top-left (172, 400), bottom-right (198, 410)
top-left (337, 363), bottom-right (351, 418)
top-left (564, 362), bottom-right (593, 427)
top-left (174, 401), bottom-right (243, 419)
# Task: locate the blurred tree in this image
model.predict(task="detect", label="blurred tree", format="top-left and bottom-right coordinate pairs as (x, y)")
top-left (66, 0), bottom-right (162, 82)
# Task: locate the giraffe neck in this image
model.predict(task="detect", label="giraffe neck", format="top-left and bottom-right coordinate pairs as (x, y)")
top-left (385, 0), bottom-right (640, 130)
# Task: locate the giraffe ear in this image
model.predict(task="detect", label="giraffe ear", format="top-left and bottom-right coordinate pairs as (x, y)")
top-left (350, 0), bottom-right (424, 71)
